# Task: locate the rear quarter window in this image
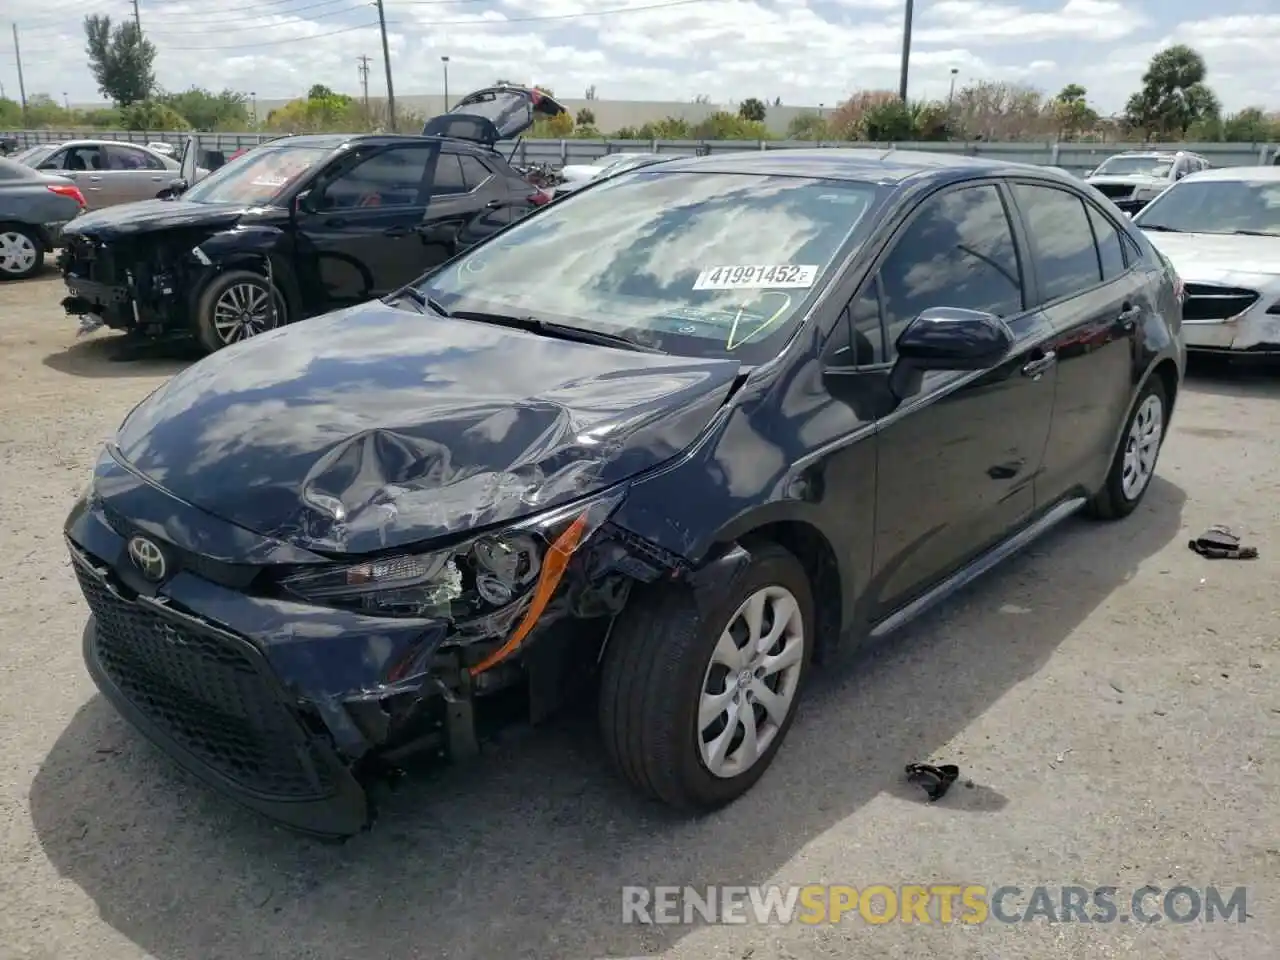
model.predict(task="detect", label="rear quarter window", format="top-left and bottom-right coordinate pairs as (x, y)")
top-left (1012, 182), bottom-right (1102, 303)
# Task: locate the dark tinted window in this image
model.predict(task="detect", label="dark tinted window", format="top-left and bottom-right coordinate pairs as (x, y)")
top-left (1086, 204), bottom-right (1126, 280)
top-left (106, 144), bottom-right (165, 171)
top-left (432, 153), bottom-right (467, 196)
top-left (844, 279), bottom-right (884, 365)
top-left (878, 184), bottom-right (1023, 351)
top-left (459, 155), bottom-right (491, 191)
top-left (322, 145), bottom-right (432, 208)
top-left (1013, 184), bottom-right (1101, 302)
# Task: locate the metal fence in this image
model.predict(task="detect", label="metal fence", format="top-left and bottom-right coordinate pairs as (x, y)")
top-left (4, 128), bottom-right (1279, 175)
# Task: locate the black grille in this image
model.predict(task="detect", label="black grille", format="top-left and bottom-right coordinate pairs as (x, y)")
top-left (75, 559), bottom-right (336, 800)
top-left (1093, 183), bottom-right (1135, 200)
top-left (65, 237), bottom-right (117, 284)
top-left (1182, 283), bottom-right (1260, 322)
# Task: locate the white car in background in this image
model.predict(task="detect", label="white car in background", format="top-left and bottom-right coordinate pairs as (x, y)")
top-left (1132, 166), bottom-right (1280, 354)
top-left (558, 152), bottom-right (666, 183)
top-left (1085, 150), bottom-right (1209, 214)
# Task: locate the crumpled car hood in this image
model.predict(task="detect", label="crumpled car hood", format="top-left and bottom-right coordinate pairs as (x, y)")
top-left (1143, 230), bottom-right (1280, 278)
top-left (113, 300), bottom-right (741, 554)
top-left (64, 198), bottom-right (248, 239)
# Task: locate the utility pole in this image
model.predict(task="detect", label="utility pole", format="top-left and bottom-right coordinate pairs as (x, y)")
top-left (131, 0), bottom-right (143, 33)
top-left (897, 0), bottom-right (913, 102)
top-left (357, 55), bottom-right (371, 113)
top-left (12, 24), bottom-right (28, 127)
top-left (373, 0), bottom-right (396, 132)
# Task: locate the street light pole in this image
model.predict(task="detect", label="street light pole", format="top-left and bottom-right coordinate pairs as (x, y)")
top-left (948, 68), bottom-right (959, 105)
top-left (897, 0), bottom-right (914, 102)
top-left (442, 55), bottom-right (450, 111)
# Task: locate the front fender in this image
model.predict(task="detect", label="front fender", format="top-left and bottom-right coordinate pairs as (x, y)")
top-left (187, 226), bottom-right (302, 317)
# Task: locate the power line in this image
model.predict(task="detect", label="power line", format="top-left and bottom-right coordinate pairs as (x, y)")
top-left (156, 20), bottom-right (383, 51)
top-left (138, 0), bottom-right (362, 29)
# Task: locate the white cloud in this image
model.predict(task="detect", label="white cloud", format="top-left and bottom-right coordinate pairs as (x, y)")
top-left (2, 0), bottom-right (1278, 121)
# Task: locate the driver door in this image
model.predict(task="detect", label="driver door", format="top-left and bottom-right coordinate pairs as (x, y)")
top-left (296, 143), bottom-right (435, 309)
top-left (861, 182), bottom-right (1057, 619)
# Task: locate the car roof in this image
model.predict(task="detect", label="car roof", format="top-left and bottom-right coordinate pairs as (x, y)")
top-left (638, 147), bottom-right (1082, 187)
top-left (1181, 165), bottom-right (1280, 183)
top-left (278, 132), bottom-right (493, 154)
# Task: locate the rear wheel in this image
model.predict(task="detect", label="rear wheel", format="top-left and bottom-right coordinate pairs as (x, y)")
top-left (194, 269), bottom-right (288, 354)
top-left (599, 543), bottom-right (814, 810)
top-left (1088, 376), bottom-right (1167, 520)
top-left (0, 225), bottom-right (43, 280)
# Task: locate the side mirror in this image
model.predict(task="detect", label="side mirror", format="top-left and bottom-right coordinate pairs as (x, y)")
top-left (293, 190), bottom-right (315, 215)
top-left (889, 307), bottom-right (1014, 398)
top-left (157, 178), bottom-right (188, 200)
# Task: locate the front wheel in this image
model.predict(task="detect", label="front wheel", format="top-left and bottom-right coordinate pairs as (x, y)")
top-left (0, 225), bottom-right (43, 280)
top-left (599, 542), bottom-right (814, 810)
top-left (1088, 376), bottom-right (1168, 520)
top-left (194, 269), bottom-right (288, 354)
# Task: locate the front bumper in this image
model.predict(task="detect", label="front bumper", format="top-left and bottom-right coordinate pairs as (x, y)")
top-left (1181, 307), bottom-right (1280, 354)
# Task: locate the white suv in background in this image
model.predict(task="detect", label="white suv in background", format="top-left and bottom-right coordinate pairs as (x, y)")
top-left (1085, 151), bottom-right (1209, 214)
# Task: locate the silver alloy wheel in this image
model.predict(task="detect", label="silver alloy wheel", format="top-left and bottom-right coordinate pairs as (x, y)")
top-left (0, 230), bottom-right (37, 275)
top-left (1121, 393), bottom-right (1163, 500)
top-left (211, 281), bottom-right (279, 344)
top-left (697, 585), bottom-right (805, 779)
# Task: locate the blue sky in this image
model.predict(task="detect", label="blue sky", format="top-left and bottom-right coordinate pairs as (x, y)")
top-left (4, 0), bottom-right (1279, 114)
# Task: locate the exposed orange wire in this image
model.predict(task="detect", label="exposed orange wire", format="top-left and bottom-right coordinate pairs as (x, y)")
top-left (468, 513), bottom-right (589, 676)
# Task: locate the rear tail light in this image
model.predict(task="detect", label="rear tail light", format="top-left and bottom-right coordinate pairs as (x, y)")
top-left (528, 189), bottom-right (552, 206)
top-left (48, 183), bottom-right (86, 209)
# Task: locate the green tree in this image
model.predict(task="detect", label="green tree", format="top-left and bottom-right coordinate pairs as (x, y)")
top-left (0, 97), bottom-right (23, 127)
top-left (159, 88), bottom-right (249, 131)
top-left (24, 93), bottom-right (73, 129)
top-left (738, 97), bottom-right (766, 122)
top-left (1221, 107), bottom-right (1280, 142)
top-left (863, 100), bottom-right (916, 141)
top-left (786, 111), bottom-right (829, 140)
top-left (1124, 45), bottom-right (1219, 140)
top-left (265, 86), bottom-right (356, 133)
top-left (119, 99), bottom-right (192, 131)
top-left (575, 107), bottom-right (596, 126)
top-left (1052, 84), bottom-right (1098, 140)
top-left (83, 15), bottom-right (156, 106)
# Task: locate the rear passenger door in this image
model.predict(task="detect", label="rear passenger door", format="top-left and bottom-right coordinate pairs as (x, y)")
top-left (102, 144), bottom-right (170, 204)
top-left (419, 148), bottom-right (507, 263)
top-left (1008, 181), bottom-right (1145, 502)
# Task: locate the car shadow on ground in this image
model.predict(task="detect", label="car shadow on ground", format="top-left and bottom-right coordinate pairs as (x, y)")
top-left (1183, 353), bottom-right (1280, 400)
top-left (30, 478), bottom-right (1186, 960)
top-left (41, 333), bottom-right (198, 379)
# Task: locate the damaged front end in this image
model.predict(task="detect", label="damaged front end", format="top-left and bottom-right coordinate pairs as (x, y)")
top-left (58, 228), bottom-right (221, 340)
top-left (66, 460), bottom-right (689, 838)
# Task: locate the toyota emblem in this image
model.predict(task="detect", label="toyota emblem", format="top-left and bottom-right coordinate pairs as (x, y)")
top-left (127, 536), bottom-right (167, 582)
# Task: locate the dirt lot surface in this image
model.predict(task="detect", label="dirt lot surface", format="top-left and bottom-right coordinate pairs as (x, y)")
top-left (1, 267), bottom-right (1277, 960)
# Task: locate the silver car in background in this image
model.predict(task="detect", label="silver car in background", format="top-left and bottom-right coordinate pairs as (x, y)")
top-left (1132, 166), bottom-right (1280, 354)
top-left (13, 140), bottom-right (204, 210)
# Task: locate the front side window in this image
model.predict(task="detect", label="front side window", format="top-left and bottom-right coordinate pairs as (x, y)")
top-left (319, 145), bottom-right (434, 209)
top-left (877, 184), bottom-right (1023, 353)
top-left (1133, 178), bottom-right (1280, 237)
top-left (1094, 156), bottom-right (1174, 179)
top-left (182, 145), bottom-right (330, 205)
top-left (419, 171), bottom-right (882, 363)
top-left (1013, 183), bottom-right (1102, 302)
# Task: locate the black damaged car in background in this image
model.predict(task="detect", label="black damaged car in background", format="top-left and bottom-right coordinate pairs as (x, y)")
top-left (56, 85), bottom-right (564, 354)
top-left (66, 150), bottom-right (1186, 836)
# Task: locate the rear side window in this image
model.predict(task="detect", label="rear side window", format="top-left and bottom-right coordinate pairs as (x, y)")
top-left (877, 184), bottom-right (1023, 351)
top-left (432, 153), bottom-right (467, 196)
top-left (1085, 204), bottom-right (1126, 280)
top-left (1013, 183), bottom-right (1101, 303)
top-left (459, 155), bottom-right (492, 191)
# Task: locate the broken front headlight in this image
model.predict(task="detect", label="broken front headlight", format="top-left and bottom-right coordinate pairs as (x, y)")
top-left (279, 488), bottom-right (625, 621)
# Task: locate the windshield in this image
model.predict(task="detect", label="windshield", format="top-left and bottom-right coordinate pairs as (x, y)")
top-left (1094, 156), bottom-right (1174, 178)
top-left (181, 145), bottom-right (329, 205)
top-left (1135, 179), bottom-right (1280, 236)
top-left (417, 171), bottom-right (880, 364)
top-left (14, 144), bottom-right (56, 166)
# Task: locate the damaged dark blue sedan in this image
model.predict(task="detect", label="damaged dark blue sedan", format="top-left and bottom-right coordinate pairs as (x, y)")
top-left (66, 149), bottom-right (1186, 836)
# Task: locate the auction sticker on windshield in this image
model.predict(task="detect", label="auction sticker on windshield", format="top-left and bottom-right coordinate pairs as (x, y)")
top-left (694, 264), bottom-right (818, 291)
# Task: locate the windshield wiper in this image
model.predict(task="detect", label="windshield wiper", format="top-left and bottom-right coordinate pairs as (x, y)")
top-left (1137, 223), bottom-right (1182, 232)
top-left (1229, 229), bottom-right (1280, 238)
top-left (391, 286), bottom-right (453, 317)
top-left (450, 310), bottom-right (665, 354)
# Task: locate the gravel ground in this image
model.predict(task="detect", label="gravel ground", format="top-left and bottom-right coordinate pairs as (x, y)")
top-left (1, 266), bottom-right (1277, 960)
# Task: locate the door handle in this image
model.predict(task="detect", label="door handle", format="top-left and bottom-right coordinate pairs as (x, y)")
top-left (150, 175), bottom-right (164, 182)
top-left (1021, 351), bottom-right (1057, 378)
top-left (384, 225), bottom-right (414, 237)
top-left (1116, 303), bottom-right (1141, 330)
top-left (88, 176), bottom-right (102, 182)
top-left (485, 199), bottom-right (504, 209)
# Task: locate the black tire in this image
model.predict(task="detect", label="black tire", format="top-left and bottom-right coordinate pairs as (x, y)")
top-left (0, 224), bottom-right (44, 281)
top-left (194, 269), bottom-right (287, 354)
top-left (1088, 375), bottom-right (1168, 520)
top-left (599, 542), bottom-right (814, 810)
